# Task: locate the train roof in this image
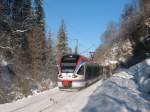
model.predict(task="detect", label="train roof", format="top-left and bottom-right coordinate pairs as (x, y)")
top-left (62, 54), bottom-right (96, 62)
top-left (62, 54), bottom-right (80, 58)
top-left (62, 54), bottom-right (90, 60)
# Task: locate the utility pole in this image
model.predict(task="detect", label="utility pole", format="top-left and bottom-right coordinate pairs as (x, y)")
top-left (74, 39), bottom-right (78, 54)
top-left (89, 51), bottom-right (95, 60)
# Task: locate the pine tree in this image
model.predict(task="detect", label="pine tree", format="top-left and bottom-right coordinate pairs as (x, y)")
top-left (11, 0), bottom-right (33, 96)
top-left (0, 0), bottom-right (14, 55)
top-left (45, 31), bottom-right (57, 85)
top-left (56, 20), bottom-right (68, 63)
top-left (46, 31), bottom-right (54, 65)
top-left (101, 21), bottom-right (118, 44)
top-left (12, 0), bottom-right (31, 23)
top-left (121, 4), bottom-right (135, 21)
top-left (27, 0), bottom-right (46, 82)
top-left (34, 0), bottom-right (45, 26)
top-left (33, 0), bottom-right (46, 59)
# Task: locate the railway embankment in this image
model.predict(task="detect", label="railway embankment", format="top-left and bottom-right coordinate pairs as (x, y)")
top-left (82, 58), bottom-right (150, 112)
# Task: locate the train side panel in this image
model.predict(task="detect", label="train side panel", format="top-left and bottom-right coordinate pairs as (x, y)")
top-left (84, 63), bottom-right (102, 85)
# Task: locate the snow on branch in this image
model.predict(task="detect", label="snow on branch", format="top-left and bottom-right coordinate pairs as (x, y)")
top-left (145, 18), bottom-right (150, 27)
top-left (12, 29), bottom-right (29, 33)
top-left (0, 46), bottom-right (13, 50)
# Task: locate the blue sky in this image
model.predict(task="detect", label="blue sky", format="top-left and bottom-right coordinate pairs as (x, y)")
top-left (44, 0), bottom-right (132, 56)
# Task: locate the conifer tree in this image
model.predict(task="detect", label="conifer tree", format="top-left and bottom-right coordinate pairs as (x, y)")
top-left (27, 0), bottom-right (46, 82)
top-left (46, 31), bottom-right (54, 65)
top-left (12, 0), bottom-right (32, 23)
top-left (101, 21), bottom-right (118, 44)
top-left (56, 20), bottom-right (68, 63)
top-left (34, 0), bottom-right (45, 26)
top-left (12, 0), bottom-right (33, 91)
top-left (45, 31), bottom-right (57, 84)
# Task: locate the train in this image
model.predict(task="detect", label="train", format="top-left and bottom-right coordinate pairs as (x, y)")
top-left (57, 54), bottom-right (103, 89)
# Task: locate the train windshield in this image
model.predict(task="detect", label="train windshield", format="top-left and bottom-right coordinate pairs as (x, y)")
top-left (61, 55), bottom-right (79, 73)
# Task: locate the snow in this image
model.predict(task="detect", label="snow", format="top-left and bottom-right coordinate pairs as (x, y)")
top-left (1, 60), bottom-right (8, 66)
top-left (0, 46), bottom-right (13, 50)
top-left (82, 59), bottom-right (150, 112)
top-left (119, 57), bottom-right (126, 62)
top-left (102, 60), bottom-right (118, 66)
top-left (145, 58), bottom-right (150, 65)
top-left (13, 30), bottom-right (28, 33)
top-left (109, 60), bottom-right (118, 64)
top-left (0, 59), bottom-right (150, 112)
top-left (0, 80), bottom-right (103, 112)
top-left (83, 76), bottom-right (150, 112)
top-left (128, 58), bottom-right (150, 93)
top-left (113, 71), bottom-right (134, 79)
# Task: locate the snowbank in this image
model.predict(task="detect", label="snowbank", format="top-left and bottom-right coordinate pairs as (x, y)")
top-left (82, 58), bottom-right (150, 112)
top-left (128, 58), bottom-right (150, 93)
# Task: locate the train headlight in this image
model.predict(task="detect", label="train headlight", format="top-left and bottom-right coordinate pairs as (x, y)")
top-left (58, 74), bottom-right (63, 78)
top-left (72, 75), bottom-right (78, 78)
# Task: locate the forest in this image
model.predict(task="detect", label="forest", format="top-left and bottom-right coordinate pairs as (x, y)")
top-left (0, 0), bottom-right (71, 103)
top-left (0, 0), bottom-right (150, 103)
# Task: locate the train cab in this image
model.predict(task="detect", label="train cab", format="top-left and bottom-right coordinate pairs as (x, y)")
top-left (57, 54), bottom-right (102, 89)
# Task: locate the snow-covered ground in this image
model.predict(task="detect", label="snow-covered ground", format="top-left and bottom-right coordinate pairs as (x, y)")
top-left (0, 59), bottom-right (150, 112)
top-left (82, 71), bottom-right (150, 112)
top-left (0, 80), bottom-right (103, 112)
top-left (82, 59), bottom-right (150, 112)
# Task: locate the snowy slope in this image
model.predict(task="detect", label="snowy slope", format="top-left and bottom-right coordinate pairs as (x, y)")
top-left (82, 59), bottom-right (150, 112)
top-left (82, 72), bottom-right (150, 112)
top-left (0, 80), bottom-right (103, 112)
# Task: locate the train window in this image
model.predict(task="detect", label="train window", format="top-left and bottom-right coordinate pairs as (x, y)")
top-left (61, 63), bottom-right (76, 73)
top-left (61, 56), bottom-right (79, 73)
top-left (85, 66), bottom-right (92, 79)
top-left (77, 65), bottom-right (84, 75)
top-left (91, 66), bottom-right (95, 78)
top-left (85, 64), bottom-right (100, 79)
top-left (61, 63), bottom-right (76, 66)
top-left (62, 57), bottom-right (78, 63)
top-left (94, 66), bottom-right (99, 76)
top-left (61, 66), bottom-right (75, 73)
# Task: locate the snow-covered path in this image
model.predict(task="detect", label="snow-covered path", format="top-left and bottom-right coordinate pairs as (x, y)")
top-left (0, 80), bottom-right (103, 112)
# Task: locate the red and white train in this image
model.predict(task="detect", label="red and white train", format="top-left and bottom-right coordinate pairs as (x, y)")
top-left (57, 54), bottom-right (102, 89)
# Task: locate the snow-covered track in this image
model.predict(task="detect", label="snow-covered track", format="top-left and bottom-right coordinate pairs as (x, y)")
top-left (41, 80), bottom-right (103, 112)
top-left (9, 90), bottom-right (74, 112)
top-left (0, 80), bottom-right (103, 112)
top-left (8, 89), bottom-right (61, 112)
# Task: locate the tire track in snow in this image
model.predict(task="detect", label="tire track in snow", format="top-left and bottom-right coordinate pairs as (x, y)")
top-left (41, 80), bottom-right (103, 112)
top-left (12, 90), bottom-right (77, 112)
top-left (39, 91), bottom-right (78, 112)
top-left (0, 80), bottom-right (103, 112)
top-left (7, 88), bottom-right (63, 112)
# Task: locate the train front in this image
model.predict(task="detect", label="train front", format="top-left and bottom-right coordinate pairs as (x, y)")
top-left (57, 54), bottom-right (87, 89)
